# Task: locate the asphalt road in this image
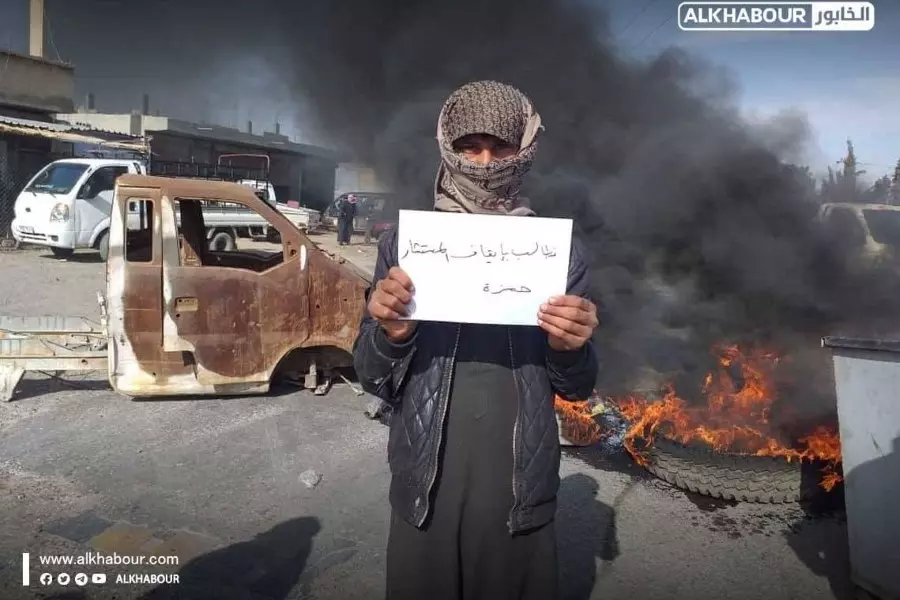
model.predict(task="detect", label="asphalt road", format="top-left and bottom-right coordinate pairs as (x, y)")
top-left (0, 243), bottom-right (852, 600)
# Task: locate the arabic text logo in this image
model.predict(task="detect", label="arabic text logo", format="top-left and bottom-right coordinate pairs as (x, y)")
top-left (678, 2), bottom-right (874, 32)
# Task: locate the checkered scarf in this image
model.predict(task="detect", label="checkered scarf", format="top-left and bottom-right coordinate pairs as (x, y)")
top-left (433, 80), bottom-right (542, 216)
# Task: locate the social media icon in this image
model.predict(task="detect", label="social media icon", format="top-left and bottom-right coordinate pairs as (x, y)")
top-left (39, 573), bottom-right (52, 585)
top-left (91, 573), bottom-right (107, 584)
top-left (74, 573), bottom-right (88, 586)
top-left (57, 573), bottom-right (70, 585)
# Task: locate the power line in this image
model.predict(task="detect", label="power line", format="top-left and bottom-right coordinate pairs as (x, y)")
top-left (617, 0), bottom-right (660, 38)
top-left (634, 12), bottom-right (676, 48)
top-left (44, 9), bottom-right (63, 63)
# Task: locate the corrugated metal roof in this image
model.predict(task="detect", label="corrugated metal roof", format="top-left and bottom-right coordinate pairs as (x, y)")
top-left (65, 122), bottom-right (137, 137)
top-left (0, 116), bottom-right (148, 152)
top-left (161, 119), bottom-right (345, 162)
top-left (55, 112), bottom-right (346, 162)
top-left (0, 114), bottom-right (70, 131)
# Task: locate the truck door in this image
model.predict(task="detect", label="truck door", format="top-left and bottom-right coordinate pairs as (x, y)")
top-left (107, 186), bottom-right (199, 396)
top-left (74, 165), bottom-right (128, 247)
top-left (159, 192), bottom-right (311, 387)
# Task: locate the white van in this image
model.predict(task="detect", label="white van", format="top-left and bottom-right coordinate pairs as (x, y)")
top-left (12, 158), bottom-right (146, 260)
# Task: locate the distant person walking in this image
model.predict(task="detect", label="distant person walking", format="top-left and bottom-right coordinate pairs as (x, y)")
top-left (337, 194), bottom-right (358, 246)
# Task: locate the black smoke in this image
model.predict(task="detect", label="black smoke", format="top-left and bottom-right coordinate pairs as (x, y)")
top-left (267, 0), bottom-right (900, 407)
top-left (59, 0), bottom-right (899, 410)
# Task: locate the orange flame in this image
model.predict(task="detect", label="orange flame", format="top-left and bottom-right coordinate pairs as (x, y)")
top-left (612, 344), bottom-right (842, 490)
top-left (554, 397), bottom-right (604, 446)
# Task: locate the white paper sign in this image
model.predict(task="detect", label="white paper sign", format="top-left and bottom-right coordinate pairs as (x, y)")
top-left (397, 210), bottom-right (573, 326)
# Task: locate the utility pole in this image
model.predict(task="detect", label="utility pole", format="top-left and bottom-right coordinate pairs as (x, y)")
top-left (29, 0), bottom-right (44, 58)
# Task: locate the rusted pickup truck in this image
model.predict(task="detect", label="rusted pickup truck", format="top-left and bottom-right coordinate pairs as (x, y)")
top-left (0, 175), bottom-right (368, 401)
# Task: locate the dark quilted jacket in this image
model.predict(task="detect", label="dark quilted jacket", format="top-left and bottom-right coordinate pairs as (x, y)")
top-left (353, 226), bottom-right (598, 533)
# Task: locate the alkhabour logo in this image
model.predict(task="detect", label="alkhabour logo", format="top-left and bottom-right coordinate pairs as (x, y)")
top-left (115, 573), bottom-right (181, 585)
top-left (678, 2), bottom-right (874, 31)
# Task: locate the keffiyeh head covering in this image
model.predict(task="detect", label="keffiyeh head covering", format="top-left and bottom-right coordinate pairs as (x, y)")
top-left (433, 80), bottom-right (542, 216)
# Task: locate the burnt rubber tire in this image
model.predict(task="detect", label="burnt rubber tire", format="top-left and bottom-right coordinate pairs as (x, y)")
top-left (642, 436), bottom-right (805, 503)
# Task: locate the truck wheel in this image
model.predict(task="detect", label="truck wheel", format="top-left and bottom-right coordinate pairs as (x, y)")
top-left (97, 231), bottom-right (110, 262)
top-left (209, 231), bottom-right (236, 252)
top-left (50, 247), bottom-right (74, 259)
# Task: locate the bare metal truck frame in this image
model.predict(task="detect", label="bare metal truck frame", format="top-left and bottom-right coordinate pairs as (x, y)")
top-left (1, 175), bottom-right (368, 402)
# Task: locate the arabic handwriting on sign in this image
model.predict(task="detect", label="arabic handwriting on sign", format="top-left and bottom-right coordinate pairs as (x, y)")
top-left (449, 246), bottom-right (478, 259)
top-left (483, 283), bottom-right (533, 295)
top-left (402, 239), bottom-right (560, 262)
top-left (400, 240), bottom-right (449, 262)
top-left (511, 242), bottom-right (539, 257)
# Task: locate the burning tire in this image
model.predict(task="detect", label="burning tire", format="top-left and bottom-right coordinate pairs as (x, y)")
top-left (641, 436), bottom-right (806, 503)
top-left (609, 344), bottom-right (843, 503)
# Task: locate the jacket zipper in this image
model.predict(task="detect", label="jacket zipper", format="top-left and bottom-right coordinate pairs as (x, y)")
top-left (507, 327), bottom-right (521, 534)
top-left (418, 323), bottom-right (461, 527)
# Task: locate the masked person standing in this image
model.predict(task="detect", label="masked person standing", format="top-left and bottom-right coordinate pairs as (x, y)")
top-left (337, 193), bottom-right (358, 245)
top-left (353, 80), bottom-right (599, 600)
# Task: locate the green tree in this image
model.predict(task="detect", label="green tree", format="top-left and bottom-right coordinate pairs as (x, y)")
top-left (890, 158), bottom-right (900, 205)
top-left (820, 166), bottom-right (838, 202)
top-left (784, 163), bottom-right (818, 201)
top-left (864, 175), bottom-right (892, 204)
top-left (839, 139), bottom-right (866, 201)
top-left (821, 139), bottom-right (867, 203)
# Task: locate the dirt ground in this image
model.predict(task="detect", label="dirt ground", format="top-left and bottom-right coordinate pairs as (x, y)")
top-left (0, 242), bottom-right (855, 600)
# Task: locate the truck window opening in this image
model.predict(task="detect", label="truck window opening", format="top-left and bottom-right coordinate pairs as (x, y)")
top-left (825, 208), bottom-right (866, 248)
top-left (173, 198), bottom-right (286, 273)
top-left (863, 209), bottom-right (900, 246)
top-left (126, 199), bottom-right (154, 263)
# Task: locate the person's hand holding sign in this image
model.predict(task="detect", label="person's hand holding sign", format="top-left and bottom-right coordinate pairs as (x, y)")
top-left (538, 295), bottom-right (599, 351)
top-left (369, 266), bottom-right (418, 342)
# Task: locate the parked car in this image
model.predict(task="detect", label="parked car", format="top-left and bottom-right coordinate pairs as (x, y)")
top-left (816, 202), bottom-right (900, 269)
top-left (12, 156), bottom-right (320, 260)
top-left (323, 192), bottom-right (398, 242)
top-left (11, 158), bottom-right (147, 260)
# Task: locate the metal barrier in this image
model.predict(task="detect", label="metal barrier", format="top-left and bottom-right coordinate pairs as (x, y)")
top-left (823, 336), bottom-right (900, 600)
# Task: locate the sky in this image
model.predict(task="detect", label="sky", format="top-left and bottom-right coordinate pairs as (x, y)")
top-left (1, 0), bottom-right (897, 181)
top-left (603, 0), bottom-right (899, 181)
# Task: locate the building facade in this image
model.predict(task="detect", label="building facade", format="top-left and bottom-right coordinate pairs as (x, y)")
top-left (334, 163), bottom-right (392, 197)
top-left (57, 112), bottom-right (342, 211)
top-left (0, 50), bottom-right (75, 239)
